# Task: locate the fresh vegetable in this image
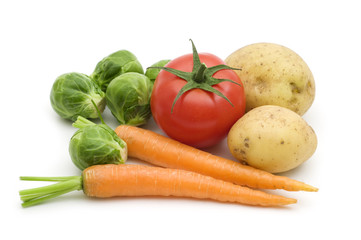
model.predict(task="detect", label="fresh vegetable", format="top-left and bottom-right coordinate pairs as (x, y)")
top-left (50, 72), bottom-right (106, 121)
top-left (115, 125), bottom-right (318, 191)
top-left (19, 164), bottom-right (297, 207)
top-left (150, 40), bottom-right (246, 148)
top-left (145, 59), bottom-right (171, 82)
top-left (91, 50), bottom-right (144, 92)
top-left (69, 116), bottom-right (127, 170)
top-left (105, 72), bottom-right (152, 126)
top-left (228, 105), bottom-right (317, 173)
top-left (225, 42), bottom-right (315, 116)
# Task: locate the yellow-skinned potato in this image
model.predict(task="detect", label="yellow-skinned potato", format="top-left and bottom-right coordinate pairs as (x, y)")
top-left (225, 42), bottom-right (315, 115)
top-left (227, 105), bottom-right (317, 173)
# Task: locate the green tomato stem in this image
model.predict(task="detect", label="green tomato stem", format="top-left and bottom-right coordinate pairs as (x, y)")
top-left (19, 176), bottom-right (82, 207)
top-left (192, 63), bottom-right (207, 83)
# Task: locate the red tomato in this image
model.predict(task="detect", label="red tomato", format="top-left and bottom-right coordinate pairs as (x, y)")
top-left (151, 51), bottom-right (246, 148)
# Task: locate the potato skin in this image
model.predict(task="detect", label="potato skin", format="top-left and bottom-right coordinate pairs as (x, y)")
top-left (225, 42), bottom-right (315, 116)
top-left (227, 105), bottom-right (317, 173)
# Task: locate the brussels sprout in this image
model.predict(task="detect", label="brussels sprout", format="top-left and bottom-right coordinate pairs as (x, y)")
top-left (50, 72), bottom-right (106, 121)
top-left (69, 116), bottom-right (128, 170)
top-left (106, 72), bottom-right (152, 126)
top-left (145, 59), bottom-right (171, 82)
top-left (91, 50), bottom-right (144, 91)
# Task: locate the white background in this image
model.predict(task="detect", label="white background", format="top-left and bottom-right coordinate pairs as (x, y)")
top-left (2, 0), bottom-right (360, 239)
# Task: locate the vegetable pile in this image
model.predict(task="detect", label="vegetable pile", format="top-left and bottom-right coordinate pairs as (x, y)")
top-left (20, 39), bottom-right (318, 208)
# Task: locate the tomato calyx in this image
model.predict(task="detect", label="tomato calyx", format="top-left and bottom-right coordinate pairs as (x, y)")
top-left (149, 39), bottom-right (242, 113)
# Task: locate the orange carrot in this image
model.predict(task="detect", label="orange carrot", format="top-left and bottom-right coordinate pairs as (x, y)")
top-left (115, 125), bottom-right (318, 192)
top-left (20, 164), bottom-right (296, 207)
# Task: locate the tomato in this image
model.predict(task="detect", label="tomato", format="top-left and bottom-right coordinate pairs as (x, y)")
top-left (150, 41), bottom-right (246, 148)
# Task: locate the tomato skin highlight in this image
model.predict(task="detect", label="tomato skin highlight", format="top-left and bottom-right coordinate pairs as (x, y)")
top-left (151, 53), bottom-right (246, 148)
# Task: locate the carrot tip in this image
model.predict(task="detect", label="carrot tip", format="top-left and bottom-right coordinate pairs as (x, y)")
top-left (302, 184), bottom-right (319, 192)
top-left (287, 179), bottom-right (318, 192)
top-left (288, 198), bottom-right (298, 204)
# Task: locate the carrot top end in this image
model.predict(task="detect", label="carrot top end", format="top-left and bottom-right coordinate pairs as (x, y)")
top-left (19, 176), bottom-right (83, 207)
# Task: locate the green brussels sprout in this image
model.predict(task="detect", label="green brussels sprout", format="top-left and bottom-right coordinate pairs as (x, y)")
top-left (106, 72), bottom-right (152, 126)
top-left (50, 72), bottom-right (106, 121)
top-left (69, 116), bottom-right (128, 170)
top-left (145, 59), bottom-right (171, 82)
top-left (91, 50), bottom-right (144, 91)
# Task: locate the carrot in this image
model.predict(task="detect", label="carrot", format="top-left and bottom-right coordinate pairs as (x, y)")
top-left (19, 164), bottom-right (296, 207)
top-left (115, 125), bottom-right (318, 192)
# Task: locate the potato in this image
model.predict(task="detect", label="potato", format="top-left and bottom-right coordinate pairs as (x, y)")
top-left (225, 42), bottom-right (315, 116)
top-left (227, 105), bottom-right (317, 173)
